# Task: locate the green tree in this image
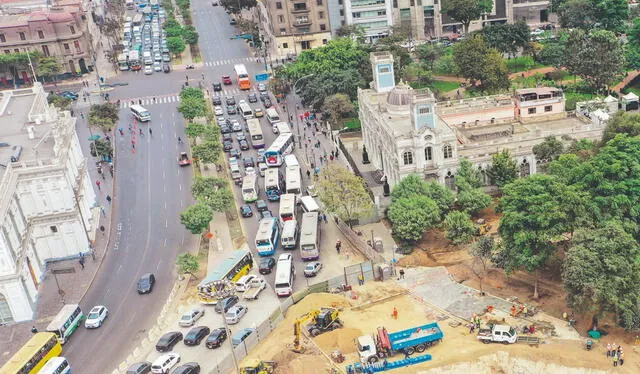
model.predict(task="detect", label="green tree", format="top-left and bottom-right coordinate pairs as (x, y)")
top-left (452, 34), bottom-right (509, 92)
top-left (388, 196), bottom-right (441, 242)
top-left (532, 136), bottom-right (565, 162)
top-left (563, 221), bottom-right (640, 329)
top-left (401, 63), bottom-right (432, 86)
top-left (185, 123), bottom-right (207, 139)
top-left (564, 29), bottom-right (624, 91)
top-left (0, 52), bottom-right (37, 83)
top-left (424, 181), bottom-right (456, 217)
top-left (91, 139), bottom-right (113, 160)
top-left (163, 18), bottom-right (181, 29)
top-left (486, 149), bottom-right (519, 188)
top-left (180, 203), bottom-right (213, 234)
top-left (322, 93), bottom-right (355, 122)
top-left (335, 24), bottom-right (366, 39)
top-left (220, 0), bottom-right (256, 13)
top-left (180, 87), bottom-right (205, 100)
top-left (416, 43), bottom-right (444, 70)
top-left (498, 174), bottom-right (589, 298)
top-left (469, 236), bottom-right (496, 294)
top-left (176, 253), bottom-right (200, 275)
top-left (167, 36), bottom-right (186, 56)
top-left (298, 68), bottom-right (365, 111)
top-left (391, 174), bottom-right (430, 201)
top-left (47, 93), bottom-right (71, 109)
top-left (191, 176), bottom-right (233, 212)
top-left (443, 210), bottom-right (476, 245)
top-left (36, 57), bottom-right (61, 82)
top-left (482, 21), bottom-right (531, 57)
top-left (88, 103), bottom-right (119, 130)
top-left (316, 164), bottom-right (373, 226)
top-left (456, 158), bottom-right (483, 189)
top-left (442, 0), bottom-right (493, 34)
top-left (602, 111), bottom-right (640, 143)
top-left (165, 26), bottom-right (183, 38)
top-left (553, 0), bottom-right (628, 32)
top-left (192, 141), bottom-right (221, 164)
top-left (178, 96), bottom-right (207, 120)
top-left (457, 188), bottom-right (492, 215)
top-left (557, 0), bottom-right (598, 30)
top-left (536, 42), bottom-right (565, 68)
top-left (182, 25), bottom-right (199, 45)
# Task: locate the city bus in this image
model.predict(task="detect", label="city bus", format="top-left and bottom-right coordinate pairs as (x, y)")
top-left (299, 212), bottom-right (320, 260)
top-left (264, 168), bottom-right (283, 201)
top-left (274, 253), bottom-right (295, 297)
top-left (284, 154), bottom-right (299, 168)
top-left (242, 174), bottom-right (259, 202)
top-left (128, 50), bottom-right (141, 71)
top-left (234, 64), bottom-right (251, 90)
top-left (238, 101), bottom-right (253, 119)
top-left (130, 105), bottom-right (151, 122)
top-left (265, 133), bottom-right (294, 167)
top-left (126, 0), bottom-right (135, 9)
top-left (281, 219), bottom-right (298, 249)
top-left (117, 53), bottom-right (129, 71)
top-left (247, 119), bottom-right (264, 148)
top-left (198, 249), bottom-right (253, 304)
top-left (266, 108), bottom-right (280, 124)
top-left (275, 121), bottom-right (291, 134)
top-left (285, 165), bottom-right (302, 198)
top-left (255, 217), bottom-right (279, 256)
top-left (279, 193), bottom-right (296, 225)
top-left (132, 13), bottom-right (143, 26)
top-left (0, 332), bottom-right (61, 374)
top-left (150, 0), bottom-right (160, 10)
top-left (38, 357), bottom-right (71, 374)
top-left (46, 304), bottom-right (84, 344)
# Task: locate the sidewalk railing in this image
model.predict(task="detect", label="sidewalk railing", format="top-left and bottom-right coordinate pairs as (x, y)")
top-left (335, 218), bottom-right (386, 264)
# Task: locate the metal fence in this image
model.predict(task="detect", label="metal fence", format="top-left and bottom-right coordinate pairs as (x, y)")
top-left (335, 218), bottom-right (387, 264)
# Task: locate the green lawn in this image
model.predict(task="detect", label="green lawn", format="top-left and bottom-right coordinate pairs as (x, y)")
top-left (432, 80), bottom-right (460, 93)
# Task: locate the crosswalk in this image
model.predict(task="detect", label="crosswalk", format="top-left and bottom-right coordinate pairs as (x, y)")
top-left (203, 57), bottom-right (256, 67)
top-left (119, 86), bottom-right (246, 108)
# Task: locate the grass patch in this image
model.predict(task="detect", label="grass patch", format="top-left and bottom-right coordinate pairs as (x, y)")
top-left (565, 92), bottom-right (597, 111)
top-left (432, 80), bottom-right (460, 93)
top-left (343, 117), bottom-right (361, 130)
top-left (505, 56), bottom-right (546, 73)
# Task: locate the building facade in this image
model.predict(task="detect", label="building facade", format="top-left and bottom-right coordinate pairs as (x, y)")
top-left (0, 5), bottom-right (91, 84)
top-left (258, 0), bottom-right (333, 59)
top-left (0, 83), bottom-right (97, 323)
top-left (359, 51), bottom-right (605, 193)
top-left (344, 0), bottom-right (393, 42)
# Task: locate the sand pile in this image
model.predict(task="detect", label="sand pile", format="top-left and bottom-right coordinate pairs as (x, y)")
top-left (284, 293), bottom-right (353, 322)
top-left (352, 282), bottom-right (406, 304)
top-left (314, 327), bottom-right (361, 354)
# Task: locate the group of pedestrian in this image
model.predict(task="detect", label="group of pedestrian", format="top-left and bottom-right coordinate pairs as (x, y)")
top-left (607, 343), bottom-right (624, 366)
top-left (469, 314), bottom-right (481, 333)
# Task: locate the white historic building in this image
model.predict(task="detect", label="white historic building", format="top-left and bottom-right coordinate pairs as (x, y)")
top-left (0, 83), bottom-right (97, 323)
top-left (359, 51), bottom-right (606, 191)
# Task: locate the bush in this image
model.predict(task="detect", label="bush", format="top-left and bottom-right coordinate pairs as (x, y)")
top-left (433, 55), bottom-right (458, 76)
top-left (505, 56), bottom-right (536, 73)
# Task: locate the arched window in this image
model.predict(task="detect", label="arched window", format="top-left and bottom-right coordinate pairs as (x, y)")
top-left (403, 151), bottom-right (413, 165)
top-left (520, 160), bottom-right (531, 177)
top-left (424, 147), bottom-right (433, 161)
top-left (443, 144), bottom-right (453, 159)
top-left (444, 171), bottom-right (456, 190)
top-left (0, 292), bottom-right (14, 324)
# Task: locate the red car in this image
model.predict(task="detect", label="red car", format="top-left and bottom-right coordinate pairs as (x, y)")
top-left (178, 152), bottom-right (191, 166)
top-left (222, 75), bottom-right (232, 85)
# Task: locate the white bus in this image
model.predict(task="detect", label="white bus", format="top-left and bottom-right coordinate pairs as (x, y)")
top-left (284, 154), bottom-right (300, 168)
top-left (255, 217), bottom-right (279, 256)
top-left (239, 101), bottom-right (253, 119)
top-left (117, 53), bottom-right (129, 71)
top-left (274, 253), bottom-right (295, 296)
top-left (300, 212), bottom-right (320, 260)
top-left (275, 122), bottom-right (291, 134)
top-left (265, 133), bottom-right (294, 167)
top-left (38, 357), bottom-right (71, 374)
top-left (126, 0), bottom-right (135, 9)
top-left (300, 195), bottom-right (320, 213)
top-left (281, 219), bottom-right (298, 249)
top-left (46, 304), bottom-right (83, 344)
top-left (130, 105), bottom-right (151, 122)
top-left (266, 108), bottom-right (280, 124)
top-left (264, 168), bottom-right (283, 201)
top-left (285, 165), bottom-right (302, 198)
top-left (279, 193), bottom-right (296, 225)
top-left (242, 174), bottom-right (259, 202)
top-left (132, 13), bottom-right (143, 26)
top-left (246, 118), bottom-right (264, 149)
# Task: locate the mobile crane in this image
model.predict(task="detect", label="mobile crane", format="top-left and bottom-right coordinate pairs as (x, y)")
top-left (293, 307), bottom-right (343, 352)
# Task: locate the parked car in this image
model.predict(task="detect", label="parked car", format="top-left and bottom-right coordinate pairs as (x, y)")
top-left (258, 257), bottom-right (276, 274)
top-left (254, 108), bottom-right (264, 118)
top-left (239, 139), bottom-right (250, 150)
top-left (214, 106), bottom-right (224, 116)
top-left (226, 96), bottom-right (236, 105)
top-left (151, 353), bottom-right (180, 374)
top-left (184, 326), bottom-right (210, 346)
top-left (84, 305), bottom-right (108, 329)
top-left (225, 304), bottom-right (248, 324)
top-left (172, 363), bottom-right (200, 374)
top-left (215, 295), bottom-right (239, 314)
top-left (227, 105), bottom-right (237, 115)
top-left (144, 65), bottom-right (153, 75)
top-left (162, 63), bottom-right (171, 73)
top-left (205, 328), bottom-right (228, 349)
top-left (213, 82), bottom-right (222, 91)
top-left (212, 95), bottom-right (222, 105)
top-left (223, 140), bottom-right (234, 152)
top-left (230, 148), bottom-right (242, 158)
top-left (127, 362), bottom-right (152, 374)
top-left (137, 273), bottom-right (155, 294)
top-left (240, 205), bottom-right (253, 218)
top-left (222, 133), bottom-right (233, 142)
top-left (257, 83), bottom-right (267, 92)
top-left (220, 124), bottom-right (232, 134)
top-left (304, 261), bottom-right (323, 277)
top-left (243, 157), bottom-right (255, 168)
top-left (155, 331), bottom-right (183, 352)
top-left (231, 328), bottom-right (255, 347)
top-left (222, 75), bottom-right (232, 85)
top-left (231, 120), bottom-right (242, 132)
top-left (248, 93), bottom-right (258, 103)
top-left (236, 132), bottom-right (247, 142)
top-left (179, 307), bottom-right (205, 327)
top-left (255, 200), bottom-right (268, 212)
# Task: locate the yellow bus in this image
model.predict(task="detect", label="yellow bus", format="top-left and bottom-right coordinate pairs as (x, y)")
top-left (198, 249), bottom-right (253, 304)
top-left (0, 332), bottom-right (61, 374)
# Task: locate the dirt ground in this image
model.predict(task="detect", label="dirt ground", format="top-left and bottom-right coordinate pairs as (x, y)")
top-left (242, 281), bottom-right (640, 374)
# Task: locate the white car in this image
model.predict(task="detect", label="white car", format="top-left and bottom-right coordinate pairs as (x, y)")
top-left (225, 304), bottom-right (248, 324)
top-left (231, 120), bottom-right (242, 132)
top-left (151, 353), bottom-right (180, 374)
top-left (144, 65), bottom-right (153, 75)
top-left (272, 124), bottom-right (279, 134)
top-left (84, 305), bottom-right (108, 329)
top-left (179, 307), bottom-right (205, 327)
top-left (153, 61), bottom-right (162, 72)
top-left (214, 106), bottom-right (224, 116)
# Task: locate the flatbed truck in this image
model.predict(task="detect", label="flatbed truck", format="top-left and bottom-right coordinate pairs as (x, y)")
top-left (357, 322), bottom-right (443, 364)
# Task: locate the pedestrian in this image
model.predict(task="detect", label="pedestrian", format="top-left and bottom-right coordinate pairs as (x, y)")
top-left (336, 239), bottom-right (341, 254)
top-left (469, 323), bottom-right (475, 333)
top-left (79, 256), bottom-right (85, 270)
top-left (475, 317), bottom-right (481, 330)
top-left (106, 195), bottom-right (112, 204)
top-left (139, 128), bottom-right (143, 136)
top-left (80, 112), bottom-right (84, 119)
top-left (619, 351), bottom-right (624, 366)
top-left (358, 273), bottom-right (364, 286)
top-left (323, 213), bottom-right (327, 223)
top-left (138, 99), bottom-right (142, 105)
top-left (392, 307), bottom-right (398, 320)
top-left (399, 268), bottom-right (405, 279)
top-left (149, 128), bottom-right (153, 136)
top-left (510, 305), bottom-right (517, 317)
top-left (31, 326), bottom-right (38, 334)
top-left (96, 180), bottom-right (101, 190)
top-left (306, 169), bottom-right (311, 179)
top-left (607, 343), bottom-right (612, 357)
top-left (613, 353), bottom-right (618, 367)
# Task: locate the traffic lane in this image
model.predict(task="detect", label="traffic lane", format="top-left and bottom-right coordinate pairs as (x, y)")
top-left (107, 70), bottom-right (185, 100)
top-left (192, 4), bottom-right (249, 61)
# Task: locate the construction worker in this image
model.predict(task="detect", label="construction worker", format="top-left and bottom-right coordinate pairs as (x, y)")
top-left (510, 305), bottom-right (517, 317)
top-left (392, 307), bottom-right (398, 320)
top-left (358, 274), bottom-right (364, 286)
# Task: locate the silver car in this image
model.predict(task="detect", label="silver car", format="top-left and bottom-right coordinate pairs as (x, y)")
top-left (179, 307), bottom-right (205, 327)
top-left (85, 305), bottom-right (108, 329)
top-left (225, 304), bottom-right (248, 324)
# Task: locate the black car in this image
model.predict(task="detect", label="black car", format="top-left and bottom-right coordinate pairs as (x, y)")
top-left (259, 257), bottom-right (276, 274)
top-left (263, 98), bottom-right (273, 108)
top-left (215, 295), bottom-right (239, 313)
top-left (137, 273), bottom-right (155, 294)
top-left (206, 328), bottom-right (228, 349)
top-left (259, 92), bottom-right (269, 102)
top-left (255, 200), bottom-right (268, 212)
top-left (213, 82), bottom-right (222, 91)
top-left (223, 140), bottom-right (234, 152)
top-left (239, 140), bottom-right (250, 150)
top-left (184, 326), bottom-right (210, 346)
top-left (212, 95), bottom-right (222, 105)
top-left (162, 63), bottom-right (171, 73)
top-left (230, 18), bottom-right (237, 25)
top-left (222, 133), bottom-right (233, 142)
top-left (230, 148), bottom-right (242, 158)
top-left (220, 124), bottom-right (232, 134)
top-left (227, 105), bottom-right (237, 115)
top-left (260, 210), bottom-right (274, 219)
top-left (155, 331), bottom-right (182, 352)
top-left (226, 96), bottom-right (236, 105)
top-left (243, 157), bottom-right (255, 167)
top-left (248, 93), bottom-right (258, 103)
top-left (240, 205), bottom-right (253, 218)
top-left (172, 362), bottom-right (201, 374)
top-left (126, 362), bottom-right (152, 374)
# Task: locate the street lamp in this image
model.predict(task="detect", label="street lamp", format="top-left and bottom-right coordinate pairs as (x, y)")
top-left (292, 74), bottom-right (314, 144)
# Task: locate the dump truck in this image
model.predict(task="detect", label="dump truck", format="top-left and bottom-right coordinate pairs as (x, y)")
top-left (242, 277), bottom-right (267, 300)
top-left (477, 324), bottom-right (518, 344)
top-left (357, 322), bottom-right (443, 364)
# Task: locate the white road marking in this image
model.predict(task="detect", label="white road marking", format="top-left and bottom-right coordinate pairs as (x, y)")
top-left (105, 288), bottom-right (111, 297)
top-left (165, 219), bottom-right (168, 228)
top-left (116, 264), bottom-right (123, 274)
top-left (157, 260), bottom-right (162, 271)
top-left (163, 171), bottom-right (166, 179)
top-left (164, 238), bottom-right (168, 247)
top-left (164, 202), bottom-right (167, 210)
top-left (179, 184), bottom-right (182, 191)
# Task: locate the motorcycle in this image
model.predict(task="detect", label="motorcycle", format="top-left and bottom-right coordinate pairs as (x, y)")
top-left (185, 64), bottom-right (195, 70)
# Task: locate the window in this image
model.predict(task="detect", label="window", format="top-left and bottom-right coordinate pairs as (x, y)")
top-left (50, 226), bottom-right (58, 233)
top-left (295, 16), bottom-right (309, 24)
top-left (379, 66), bottom-right (390, 73)
top-left (410, 0), bottom-right (415, 4)
top-left (317, 0), bottom-right (323, 4)
top-left (403, 151), bottom-right (413, 165)
top-left (13, 48), bottom-right (19, 53)
top-left (293, 3), bottom-right (307, 11)
top-left (70, 26), bottom-right (75, 34)
top-left (319, 11), bottom-right (324, 19)
top-left (3, 50), bottom-right (9, 54)
top-left (322, 38), bottom-right (328, 44)
top-left (64, 43), bottom-right (70, 52)
top-left (443, 144), bottom-right (453, 159)
top-left (320, 24), bottom-right (326, 31)
top-left (419, 106), bottom-right (430, 114)
top-left (276, 1), bottom-right (282, 9)
top-left (19, 32), bottom-right (26, 40)
top-left (393, 0), bottom-right (398, 7)
top-left (278, 15), bottom-right (285, 23)
top-left (340, 9), bottom-right (344, 16)
top-left (301, 40), bottom-right (311, 49)
top-left (74, 40), bottom-right (81, 53)
top-left (280, 28), bottom-right (287, 34)
top-left (528, 107), bottom-right (536, 114)
top-left (38, 30), bottom-right (44, 39)
top-left (338, 0), bottom-right (343, 4)
top-left (42, 45), bottom-right (50, 57)
top-left (283, 42), bottom-right (289, 48)
top-left (0, 34), bottom-right (5, 43)
top-left (544, 105), bottom-right (552, 112)
top-left (425, 147), bottom-right (432, 161)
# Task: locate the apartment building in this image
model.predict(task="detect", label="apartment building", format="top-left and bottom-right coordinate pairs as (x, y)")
top-left (344, 0), bottom-right (393, 42)
top-left (0, 83), bottom-right (98, 324)
top-left (0, 5), bottom-right (91, 84)
top-left (258, 0), bottom-right (333, 59)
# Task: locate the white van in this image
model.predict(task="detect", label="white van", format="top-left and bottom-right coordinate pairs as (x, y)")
top-left (265, 108), bottom-right (280, 124)
top-left (235, 274), bottom-right (258, 292)
top-left (143, 51), bottom-right (152, 65)
top-left (281, 220), bottom-right (298, 249)
top-left (300, 195), bottom-right (320, 213)
top-left (284, 154), bottom-right (299, 168)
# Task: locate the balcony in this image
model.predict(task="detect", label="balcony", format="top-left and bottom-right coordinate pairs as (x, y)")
top-left (294, 18), bottom-right (312, 26)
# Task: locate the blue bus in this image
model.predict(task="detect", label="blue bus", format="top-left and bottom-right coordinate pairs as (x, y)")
top-left (265, 133), bottom-right (294, 167)
top-left (264, 168), bottom-right (284, 201)
top-left (255, 218), bottom-right (279, 256)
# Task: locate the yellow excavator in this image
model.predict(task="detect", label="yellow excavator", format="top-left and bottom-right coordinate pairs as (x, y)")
top-left (293, 307), bottom-right (343, 352)
top-left (239, 360), bottom-right (277, 374)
